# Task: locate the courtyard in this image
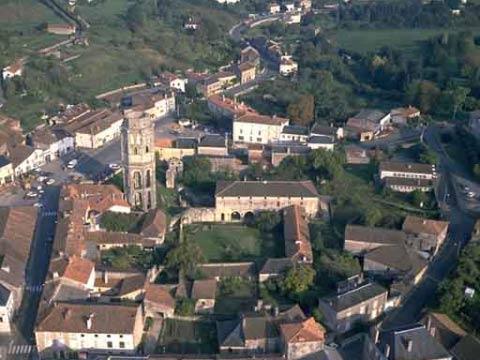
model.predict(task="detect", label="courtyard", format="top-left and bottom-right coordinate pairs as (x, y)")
top-left (185, 223), bottom-right (284, 262)
top-left (157, 319), bottom-right (217, 354)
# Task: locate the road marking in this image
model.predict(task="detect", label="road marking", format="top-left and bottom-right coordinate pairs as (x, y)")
top-left (42, 211), bottom-right (57, 217)
top-left (25, 284), bottom-right (43, 292)
top-left (8, 344), bottom-right (33, 355)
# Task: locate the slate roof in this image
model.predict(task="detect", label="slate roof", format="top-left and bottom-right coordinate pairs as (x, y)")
top-left (451, 334), bottom-right (480, 360)
top-left (310, 124), bottom-right (338, 137)
top-left (345, 225), bottom-right (406, 247)
top-left (379, 161), bottom-right (436, 175)
top-left (175, 137), bottom-right (197, 149)
top-left (308, 136), bottom-right (335, 144)
top-left (199, 134), bottom-right (226, 148)
top-left (0, 156), bottom-right (10, 168)
top-left (422, 312), bottom-right (467, 350)
top-left (0, 283), bottom-right (11, 306)
top-left (320, 282), bottom-right (387, 313)
top-left (282, 125), bottom-right (309, 136)
top-left (378, 324), bottom-right (452, 360)
top-left (385, 177), bottom-right (433, 187)
top-left (36, 303), bottom-right (140, 334)
top-left (215, 180), bottom-right (319, 198)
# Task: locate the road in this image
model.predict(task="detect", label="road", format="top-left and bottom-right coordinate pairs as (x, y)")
top-left (381, 124), bottom-right (477, 330)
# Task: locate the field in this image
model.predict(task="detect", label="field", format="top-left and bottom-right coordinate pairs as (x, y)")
top-left (157, 319), bottom-right (217, 354)
top-left (333, 27), bottom-right (480, 55)
top-left (186, 224), bottom-right (284, 262)
top-left (0, 0), bottom-right (67, 63)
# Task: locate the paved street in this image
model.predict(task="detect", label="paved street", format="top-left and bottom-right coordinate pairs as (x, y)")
top-left (381, 124), bottom-right (477, 330)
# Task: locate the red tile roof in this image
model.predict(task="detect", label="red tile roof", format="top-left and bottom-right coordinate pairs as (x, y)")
top-left (280, 317), bottom-right (326, 343)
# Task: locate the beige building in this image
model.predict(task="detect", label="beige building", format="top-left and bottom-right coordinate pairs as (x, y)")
top-left (127, 89), bottom-right (176, 119)
top-left (233, 113), bottom-right (289, 144)
top-left (318, 282), bottom-right (388, 333)
top-left (197, 134), bottom-right (228, 157)
top-left (35, 303), bottom-right (144, 357)
top-left (46, 23), bottom-right (76, 35)
top-left (215, 180), bottom-right (324, 222)
top-left (235, 62), bottom-right (256, 84)
top-left (143, 284), bottom-right (175, 318)
top-left (380, 161), bottom-right (436, 193)
top-left (280, 317), bottom-right (326, 359)
top-left (75, 111), bottom-right (123, 149)
top-left (8, 144), bottom-right (44, 176)
top-left (403, 216), bottom-right (449, 256)
top-left (155, 137), bottom-right (197, 161)
top-left (207, 94), bottom-right (257, 120)
top-left (121, 110), bottom-right (157, 211)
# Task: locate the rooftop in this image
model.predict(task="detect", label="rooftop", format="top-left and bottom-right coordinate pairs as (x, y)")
top-left (402, 216), bottom-right (449, 237)
top-left (321, 282), bottom-right (387, 312)
top-left (345, 225), bottom-right (406, 246)
top-left (215, 180), bottom-right (319, 198)
top-left (235, 113), bottom-right (289, 126)
top-left (283, 205), bottom-right (313, 263)
top-left (280, 317), bottom-right (326, 343)
top-left (48, 256), bottom-right (94, 285)
top-left (379, 161), bottom-right (436, 175)
top-left (191, 279), bottom-right (217, 299)
top-left (282, 125), bottom-right (309, 136)
top-left (199, 134), bottom-right (227, 148)
top-left (139, 209), bottom-right (167, 239)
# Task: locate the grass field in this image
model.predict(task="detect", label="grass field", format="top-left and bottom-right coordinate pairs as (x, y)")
top-left (186, 224), bottom-right (284, 262)
top-left (333, 27), bottom-right (480, 55)
top-left (157, 319), bottom-right (217, 354)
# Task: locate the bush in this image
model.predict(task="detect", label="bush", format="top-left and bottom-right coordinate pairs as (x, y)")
top-left (100, 211), bottom-right (141, 232)
top-left (175, 298), bottom-right (196, 316)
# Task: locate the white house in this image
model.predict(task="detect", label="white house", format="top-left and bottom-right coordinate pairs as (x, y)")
top-left (8, 144), bottom-right (44, 177)
top-left (153, 72), bottom-right (187, 93)
top-left (30, 128), bottom-right (74, 163)
top-left (233, 113), bottom-right (289, 144)
top-left (279, 55), bottom-right (298, 76)
top-left (269, 2), bottom-right (281, 14)
top-left (307, 136), bottom-right (335, 151)
top-left (284, 2), bottom-right (296, 12)
top-left (0, 284), bottom-right (14, 333)
top-left (2, 61), bottom-right (23, 80)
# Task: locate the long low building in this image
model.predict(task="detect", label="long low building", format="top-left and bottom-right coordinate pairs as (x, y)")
top-left (215, 180), bottom-right (329, 222)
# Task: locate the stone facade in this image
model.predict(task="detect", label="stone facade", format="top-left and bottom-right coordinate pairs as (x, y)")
top-left (121, 110), bottom-right (157, 211)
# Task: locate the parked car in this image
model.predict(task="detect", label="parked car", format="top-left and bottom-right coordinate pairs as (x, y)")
top-left (26, 191), bottom-right (37, 198)
top-left (109, 163), bottom-right (121, 170)
top-left (46, 178), bottom-right (55, 185)
top-left (66, 159), bottom-right (78, 169)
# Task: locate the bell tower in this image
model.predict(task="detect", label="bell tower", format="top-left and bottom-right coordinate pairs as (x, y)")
top-left (121, 109), bottom-right (157, 211)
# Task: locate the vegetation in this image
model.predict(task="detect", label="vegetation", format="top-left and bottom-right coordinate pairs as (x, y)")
top-left (100, 211), bottom-right (142, 232)
top-left (164, 234), bottom-right (205, 279)
top-left (215, 277), bottom-right (257, 315)
top-left (174, 298), bottom-right (196, 316)
top-left (437, 243), bottom-right (480, 334)
top-left (157, 319), bottom-right (217, 354)
top-left (280, 264), bottom-right (316, 297)
top-left (101, 245), bottom-right (158, 271)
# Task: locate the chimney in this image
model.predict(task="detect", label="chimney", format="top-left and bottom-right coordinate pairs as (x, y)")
top-left (86, 313), bottom-right (94, 330)
top-left (406, 339), bottom-right (413, 352)
top-left (384, 344), bottom-right (390, 358)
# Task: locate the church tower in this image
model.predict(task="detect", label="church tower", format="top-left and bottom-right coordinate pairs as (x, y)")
top-left (121, 109), bottom-right (157, 211)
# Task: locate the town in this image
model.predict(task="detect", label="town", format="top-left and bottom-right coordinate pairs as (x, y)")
top-left (0, 0), bottom-right (479, 360)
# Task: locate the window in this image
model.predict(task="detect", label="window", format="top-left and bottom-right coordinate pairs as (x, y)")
top-left (145, 146), bottom-right (149, 153)
top-left (80, 334), bottom-right (85, 338)
top-left (119, 335), bottom-right (123, 338)
top-left (133, 147), bottom-right (138, 155)
top-left (119, 342), bottom-right (125, 349)
top-left (0, 317), bottom-right (3, 323)
top-left (238, 136), bottom-right (244, 141)
top-left (94, 335), bottom-right (98, 338)
top-left (146, 170), bottom-right (151, 188)
top-left (133, 171), bottom-right (142, 189)
top-left (107, 341), bottom-right (113, 348)
top-left (107, 335), bottom-right (111, 338)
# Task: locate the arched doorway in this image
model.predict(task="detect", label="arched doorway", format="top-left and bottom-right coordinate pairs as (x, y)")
top-left (243, 211), bottom-right (255, 225)
top-left (231, 211), bottom-right (241, 221)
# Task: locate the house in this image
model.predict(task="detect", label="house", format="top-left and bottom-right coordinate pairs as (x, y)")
top-left (377, 324), bottom-right (452, 360)
top-left (269, 2), bottom-right (281, 14)
top-left (197, 262), bottom-right (256, 281)
top-left (0, 284), bottom-right (14, 333)
top-left (156, 137), bottom-right (197, 160)
top-left (346, 109), bottom-right (391, 141)
top-left (123, 89), bottom-right (176, 119)
top-left (85, 232), bottom-right (155, 255)
top-left (284, 2), bottom-right (296, 12)
top-left (217, 305), bottom-right (307, 354)
top-left (421, 312), bottom-right (467, 351)
top-left (191, 279), bottom-right (217, 314)
top-left (259, 258), bottom-right (294, 282)
top-left (207, 94), bottom-right (257, 120)
top-left (271, 144), bottom-right (310, 167)
top-left (283, 205), bottom-right (313, 263)
top-left (279, 55), bottom-right (298, 76)
top-left (61, 109), bottom-right (123, 149)
top-left (390, 106), bottom-right (420, 125)
top-left (197, 76), bottom-right (223, 97)
top-left (47, 256), bottom-right (95, 289)
top-left (49, 103), bottom-right (91, 125)
top-left (240, 46), bottom-right (261, 67)
top-left (344, 224), bottom-right (406, 254)
top-left (153, 72), bottom-right (187, 92)
top-left (338, 333), bottom-right (387, 360)
top-left (215, 180), bottom-right (325, 221)
top-left (280, 317), bottom-right (326, 359)
top-left (0, 206), bottom-right (38, 310)
top-left (29, 127), bottom-right (74, 163)
top-left (198, 134), bottom-right (228, 157)
top-left (296, 0), bottom-right (312, 12)
top-left (139, 208), bottom-right (167, 244)
top-left (345, 145), bottom-right (370, 164)
top-left (233, 113), bottom-right (289, 144)
top-left (46, 23), bottom-right (76, 35)
top-left (307, 136), bottom-right (335, 151)
top-left (280, 125), bottom-right (309, 143)
top-left (283, 12), bottom-right (302, 25)
top-left (7, 144), bottom-right (44, 177)
top-left (318, 282), bottom-right (388, 333)
top-left (143, 284), bottom-right (175, 318)
top-left (402, 216), bottom-right (449, 256)
top-left (2, 60), bottom-right (23, 80)
top-left (184, 17), bottom-right (199, 31)
top-left (310, 123), bottom-right (344, 140)
top-left (379, 161), bottom-right (436, 193)
top-left (0, 156), bottom-right (14, 185)
top-left (235, 62), bottom-right (257, 84)
top-left (35, 303), bottom-right (144, 357)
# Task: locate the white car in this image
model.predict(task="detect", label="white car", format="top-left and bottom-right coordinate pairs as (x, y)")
top-left (36, 185), bottom-right (43, 191)
top-left (33, 202), bottom-right (43, 208)
top-left (467, 191), bottom-right (476, 198)
top-left (46, 178), bottom-right (55, 185)
top-left (26, 191), bottom-right (37, 198)
top-left (66, 159), bottom-right (78, 169)
top-left (109, 163), bottom-right (120, 170)
top-left (37, 176), bottom-right (47, 182)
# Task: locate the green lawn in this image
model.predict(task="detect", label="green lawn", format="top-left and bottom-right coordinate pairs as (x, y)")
top-left (186, 224), bottom-right (284, 262)
top-left (157, 319), bottom-right (217, 354)
top-left (333, 27), bottom-right (480, 55)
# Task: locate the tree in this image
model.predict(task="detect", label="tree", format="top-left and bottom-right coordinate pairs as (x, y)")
top-left (287, 94), bottom-right (315, 126)
top-left (410, 189), bottom-right (428, 207)
top-left (175, 298), bottom-right (195, 316)
top-left (253, 211), bottom-right (281, 232)
top-left (311, 149), bottom-right (345, 180)
top-left (165, 238), bottom-right (205, 279)
top-left (281, 264), bottom-right (316, 296)
top-left (473, 164), bottom-right (480, 180)
top-left (449, 85), bottom-right (470, 120)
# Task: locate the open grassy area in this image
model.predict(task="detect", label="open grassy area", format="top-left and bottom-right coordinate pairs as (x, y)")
top-left (186, 224), bottom-right (284, 262)
top-left (215, 278), bottom-right (257, 315)
top-left (333, 27), bottom-right (480, 55)
top-left (157, 319), bottom-right (217, 354)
